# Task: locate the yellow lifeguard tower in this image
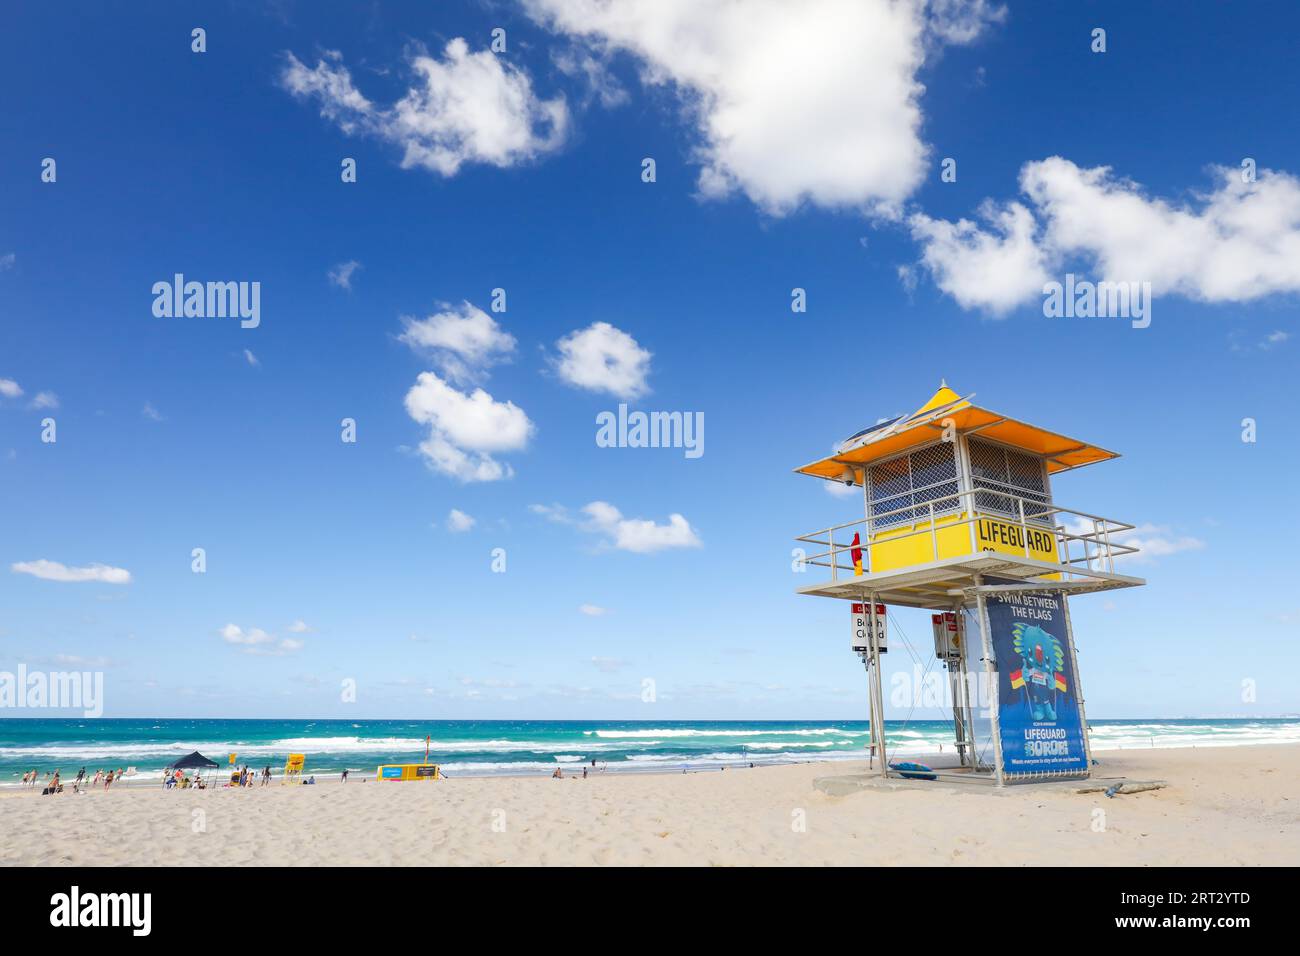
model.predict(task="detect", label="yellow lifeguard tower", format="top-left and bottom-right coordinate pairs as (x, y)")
top-left (794, 383), bottom-right (1145, 786)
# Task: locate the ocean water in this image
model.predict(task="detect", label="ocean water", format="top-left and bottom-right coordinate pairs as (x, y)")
top-left (1, 717), bottom-right (1297, 785)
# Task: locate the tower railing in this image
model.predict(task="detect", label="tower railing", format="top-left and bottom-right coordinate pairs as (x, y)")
top-left (795, 485), bottom-right (1139, 582)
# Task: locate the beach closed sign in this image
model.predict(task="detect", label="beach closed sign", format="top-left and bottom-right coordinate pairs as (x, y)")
top-left (986, 590), bottom-right (1087, 774)
top-left (851, 603), bottom-right (887, 654)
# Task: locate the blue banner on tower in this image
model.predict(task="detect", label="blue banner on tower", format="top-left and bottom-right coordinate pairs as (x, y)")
top-left (986, 590), bottom-right (1088, 774)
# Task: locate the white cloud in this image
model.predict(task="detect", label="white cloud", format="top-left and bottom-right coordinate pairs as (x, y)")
top-left (910, 158), bottom-right (1300, 313)
top-left (530, 502), bottom-right (570, 522)
top-left (0, 252), bottom-right (14, 270)
top-left (220, 623), bottom-right (303, 656)
top-left (287, 619), bottom-right (311, 633)
top-left (142, 402), bottom-right (164, 422)
top-left (582, 500), bottom-right (701, 553)
top-left (29, 391), bottom-right (59, 410)
top-left (0, 378), bottom-right (22, 398)
top-left (1230, 329), bottom-right (1291, 353)
top-left (553, 47), bottom-right (628, 108)
top-left (243, 349), bottom-right (260, 368)
top-left (328, 260), bottom-right (362, 290)
top-left (578, 603), bottom-right (607, 616)
top-left (1063, 519), bottom-right (1205, 563)
top-left (824, 480), bottom-right (858, 498)
top-left (524, 0), bottom-right (999, 216)
top-left (908, 201), bottom-right (1049, 314)
top-left (534, 501), bottom-right (699, 552)
top-left (1119, 524), bottom-right (1206, 560)
top-left (281, 38), bottom-right (568, 177)
top-left (404, 371), bottom-right (533, 482)
top-left (399, 301), bottom-right (516, 382)
top-left (447, 508), bottom-right (476, 532)
top-left (590, 655), bottom-right (628, 673)
top-left (11, 559), bottom-right (131, 584)
top-left (553, 322), bottom-right (651, 399)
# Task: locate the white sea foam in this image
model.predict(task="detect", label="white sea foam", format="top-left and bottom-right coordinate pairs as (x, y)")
top-left (586, 727), bottom-right (867, 739)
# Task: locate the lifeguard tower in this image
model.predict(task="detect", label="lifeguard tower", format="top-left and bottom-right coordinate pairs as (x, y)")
top-left (794, 383), bottom-right (1145, 786)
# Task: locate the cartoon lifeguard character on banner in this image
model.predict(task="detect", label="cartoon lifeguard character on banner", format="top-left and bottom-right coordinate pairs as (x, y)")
top-left (1008, 623), bottom-right (1068, 721)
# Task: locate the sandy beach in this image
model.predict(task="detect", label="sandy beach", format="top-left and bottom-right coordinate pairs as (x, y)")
top-left (2, 744), bottom-right (1296, 866)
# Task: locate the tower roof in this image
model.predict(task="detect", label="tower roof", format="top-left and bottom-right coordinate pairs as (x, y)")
top-left (795, 383), bottom-right (1119, 482)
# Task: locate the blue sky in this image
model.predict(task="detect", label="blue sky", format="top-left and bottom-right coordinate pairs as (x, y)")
top-left (2, 0), bottom-right (1297, 720)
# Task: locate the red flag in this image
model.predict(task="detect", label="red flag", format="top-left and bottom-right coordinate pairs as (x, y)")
top-left (850, 532), bottom-right (863, 576)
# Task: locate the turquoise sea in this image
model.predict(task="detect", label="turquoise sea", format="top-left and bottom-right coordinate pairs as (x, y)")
top-left (2, 717), bottom-right (1297, 784)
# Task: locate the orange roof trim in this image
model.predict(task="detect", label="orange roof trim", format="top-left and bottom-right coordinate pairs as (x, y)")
top-left (795, 383), bottom-right (1119, 482)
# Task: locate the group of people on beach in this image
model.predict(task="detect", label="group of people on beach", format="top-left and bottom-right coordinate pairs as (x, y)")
top-left (22, 767), bottom-right (125, 795)
top-left (162, 764), bottom-right (272, 789)
top-left (163, 769), bottom-right (207, 789)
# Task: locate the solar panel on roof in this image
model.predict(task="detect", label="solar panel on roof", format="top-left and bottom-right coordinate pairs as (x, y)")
top-left (840, 416), bottom-right (902, 451)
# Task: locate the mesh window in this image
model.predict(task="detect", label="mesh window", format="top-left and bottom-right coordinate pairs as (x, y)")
top-left (869, 443), bottom-right (959, 528)
top-left (968, 438), bottom-right (1051, 522)
top-left (869, 456), bottom-right (913, 527)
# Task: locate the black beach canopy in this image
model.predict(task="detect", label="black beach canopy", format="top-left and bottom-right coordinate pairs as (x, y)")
top-left (167, 751), bottom-right (220, 770)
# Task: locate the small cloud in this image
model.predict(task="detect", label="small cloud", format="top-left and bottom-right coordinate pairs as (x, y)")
top-left (243, 349), bottom-right (260, 367)
top-left (142, 402), bottom-right (165, 422)
top-left (29, 391), bottom-right (59, 410)
top-left (529, 503), bottom-right (571, 523)
top-left (219, 623), bottom-right (303, 656)
top-left (328, 260), bottom-right (362, 290)
top-left (824, 480), bottom-right (857, 498)
top-left (589, 656), bottom-right (628, 673)
top-left (398, 301), bottom-right (516, 383)
top-left (0, 378), bottom-right (23, 399)
top-left (0, 252), bottom-right (14, 271)
top-left (1123, 525), bottom-right (1206, 559)
top-left (11, 559), bottom-right (131, 584)
top-left (287, 619), bottom-right (311, 633)
top-left (446, 508), bottom-right (476, 532)
top-left (578, 604), bottom-right (607, 616)
top-left (404, 371), bottom-right (533, 482)
top-left (1064, 519), bottom-right (1205, 562)
top-left (552, 322), bottom-right (651, 399)
top-left (582, 500), bottom-right (701, 553)
top-left (1230, 329), bottom-right (1291, 353)
top-left (279, 40), bottom-right (568, 178)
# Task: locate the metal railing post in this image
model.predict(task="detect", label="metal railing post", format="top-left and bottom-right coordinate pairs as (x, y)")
top-left (1018, 497), bottom-right (1029, 557)
top-left (929, 502), bottom-right (938, 560)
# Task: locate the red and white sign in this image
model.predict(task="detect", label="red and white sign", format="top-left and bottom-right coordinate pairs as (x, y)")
top-left (851, 603), bottom-right (887, 654)
top-left (931, 612), bottom-right (963, 660)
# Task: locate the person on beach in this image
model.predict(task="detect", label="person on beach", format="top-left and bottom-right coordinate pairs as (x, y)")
top-left (262, 765), bottom-right (271, 786)
top-left (341, 768), bottom-right (349, 783)
top-left (75, 768), bottom-right (85, 788)
top-left (103, 770), bottom-right (112, 790)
